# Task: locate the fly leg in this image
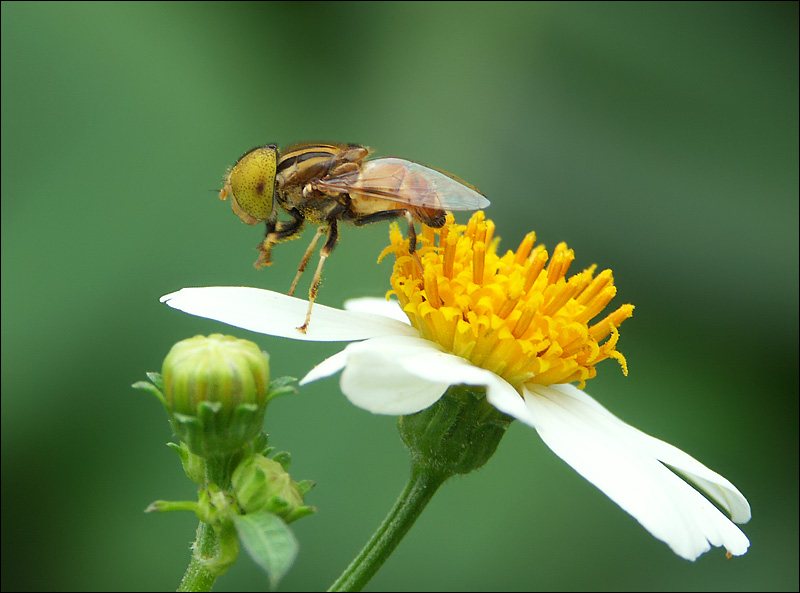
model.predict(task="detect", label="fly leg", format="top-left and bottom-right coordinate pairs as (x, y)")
top-left (298, 219), bottom-right (339, 333)
top-left (352, 209), bottom-right (423, 274)
top-left (404, 211), bottom-right (418, 254)
top-left (402, 211), bottom-right (426, 275)
top-left (352, 209), bottom-right (420, 253)
top-left (351, 208), bottom-right (418, 248)
top-left (256, 208), bottom-right (304, 268)
top-left (289, 226), bottom-right (326, 297)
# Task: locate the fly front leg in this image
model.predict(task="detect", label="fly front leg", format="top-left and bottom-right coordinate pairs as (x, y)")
top-left (298, 219), bottom-right (339, 333)
top-left (255, 208), bottom-right (304, 268)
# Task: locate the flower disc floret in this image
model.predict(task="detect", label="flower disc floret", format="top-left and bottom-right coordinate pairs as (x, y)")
top-left (380, 212), bottom-right (633, 389)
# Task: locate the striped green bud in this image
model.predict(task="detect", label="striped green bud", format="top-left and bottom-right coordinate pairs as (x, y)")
top-left (162, 334), bottom-right (270, 457)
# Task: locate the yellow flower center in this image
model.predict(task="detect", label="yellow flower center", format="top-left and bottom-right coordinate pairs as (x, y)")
top-left (380, 212), bottom-right (633, 390)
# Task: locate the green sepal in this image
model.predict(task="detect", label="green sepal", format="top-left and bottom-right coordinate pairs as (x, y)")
top-left (146, 371), bottom-right (164, 391)
top-left (285, 505), bottom-right (317, 524)
top-left (171, 400), bottom-right (266, 458)
top-left (132, 377), bottom-right (165, 406)
top-left (168, 441), bottom-right (207, 485)
top-left (296, 480), bottom-right (316, 495)
top-left (272, 451), bottom-right (292, 471)
top-left (251, 432), bottom-right (271, 455)
top-left (265, 496), bottom-right (289, 515)
top-left (167, 441), bottom-right (187, 463)
top-left (267, 376), bottom-right (297, 402)
top-left (233, 511), bottom-right (299, 590)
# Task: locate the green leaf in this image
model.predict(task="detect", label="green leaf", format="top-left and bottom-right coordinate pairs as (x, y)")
top-left (144, 499), bottom-right (199, 514)
top-left (233, 511), bottom-right (299, 590)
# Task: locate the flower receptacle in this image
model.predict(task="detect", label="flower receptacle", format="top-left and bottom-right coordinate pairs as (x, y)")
top-left (398, 384), bottom-right (512, 478)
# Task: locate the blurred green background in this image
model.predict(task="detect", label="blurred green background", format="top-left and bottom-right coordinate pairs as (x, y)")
top-left (2, 2), bottom-right (797, 591)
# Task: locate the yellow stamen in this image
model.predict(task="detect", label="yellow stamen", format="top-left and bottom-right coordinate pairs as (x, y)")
top-left (514, 231), bottom-right (536, 265)
top-left (512, 300), bottom-right (537, 338)
top-left (484, 220), bottom-right (496, 249)
top-left (421, 224), bottom-right (436, 247)
top-left (523, 248), bottom-right (548, 293)
top-left (386, 214), bottom-right (634, 390)
top-left (473, 241), bottom-right (486, 285)
top-left (443, 231), bottom-right (458, 279)
top-left (423, 267), bottom-right (442, 308)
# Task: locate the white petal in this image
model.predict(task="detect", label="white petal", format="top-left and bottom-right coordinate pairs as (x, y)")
top-left (161, 287), bottom-right (417, 342)
top-left (548, 384), bottom-right (751, 523)
top-left (303, 333), bottom-right (525, 419)
top-left (343, 297), bottom-right (411, 324)
top-left (299, 350), bottom-right (349, 385)
top-left (338, 336), bottom-right (452, 415)
top-left (517, 384), bottom-right (749, 560)
top-left (395, 348), bottom-right (524, 415)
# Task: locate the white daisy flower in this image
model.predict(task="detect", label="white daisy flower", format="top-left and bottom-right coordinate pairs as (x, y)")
top-left (161, 212), bottom-right (750, 561)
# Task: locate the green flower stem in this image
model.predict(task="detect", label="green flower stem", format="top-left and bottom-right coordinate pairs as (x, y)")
top-left (177, 453), bottom-right (242, 592)
top-left (328, 465), bottom-right (449, 592)
top-left (178, 522), bottom-right (218, 592)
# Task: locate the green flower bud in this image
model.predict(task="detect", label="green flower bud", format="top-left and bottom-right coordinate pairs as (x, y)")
top-left (233, 454), bottom-right (315, 522)
top-left (162, 334), bottom-right (270, 457)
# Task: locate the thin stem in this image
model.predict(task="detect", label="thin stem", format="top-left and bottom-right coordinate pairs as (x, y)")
top-left (328, 465), bottom-right (448, 592)
top-left (175, 451), bottom-right (244, 591)
top-left (178, 522), bottom-right (218, 592)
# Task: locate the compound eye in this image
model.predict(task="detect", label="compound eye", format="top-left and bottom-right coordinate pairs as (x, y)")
top-left (228, 146), bottom-right (277, 221)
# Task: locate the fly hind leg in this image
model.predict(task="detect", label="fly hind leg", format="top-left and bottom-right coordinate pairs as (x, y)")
top-left (298, 219), bottom-right (340, 333)
top-left (352, 209), bottom-right (422, 250)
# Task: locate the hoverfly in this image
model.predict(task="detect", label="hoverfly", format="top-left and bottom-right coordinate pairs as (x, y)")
top-left (219, 142), bottom-right (490, 332)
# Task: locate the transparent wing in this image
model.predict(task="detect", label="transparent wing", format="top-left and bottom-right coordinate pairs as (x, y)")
top-left (312, 158), bottom-right (490, 210)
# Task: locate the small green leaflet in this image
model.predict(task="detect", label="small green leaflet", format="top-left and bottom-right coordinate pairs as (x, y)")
top-left (233, 511), bottom-right (299, 590)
